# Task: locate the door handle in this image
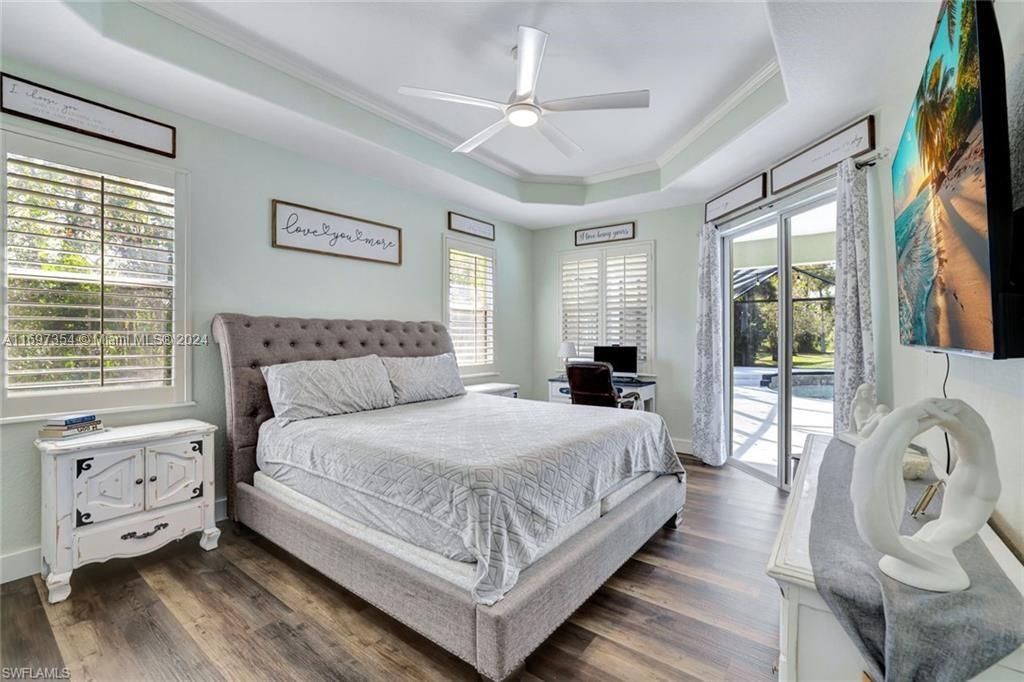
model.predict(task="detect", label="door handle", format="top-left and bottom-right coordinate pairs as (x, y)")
top-left (149, 475), bottom-right (158, 482)
top-left (135, 478), bottom-right (144, 485)
top-left (121, 523), bottom-right (168, 540)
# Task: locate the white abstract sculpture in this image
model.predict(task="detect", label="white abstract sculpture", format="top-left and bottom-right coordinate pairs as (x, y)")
top-left (841, 383), bottom-right (892, 445)
top-left (850, 398), bottom-right (1000, 592)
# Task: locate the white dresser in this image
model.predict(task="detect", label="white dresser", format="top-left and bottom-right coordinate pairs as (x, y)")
top-left (37, 419), bottom-right (218, 603)
top-left (767, 435), bottom-right (1024, 680)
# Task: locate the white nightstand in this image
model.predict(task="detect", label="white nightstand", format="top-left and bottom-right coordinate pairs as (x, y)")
top-left (465, 382), bottom-right (520, 398)
top-left (37, 419), bottom-right (218, 604)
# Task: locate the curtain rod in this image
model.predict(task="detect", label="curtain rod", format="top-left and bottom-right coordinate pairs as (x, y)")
top-left (713, 148), bottom-right (890, 228)
top-left (855, 148), bottom-right (891, 169)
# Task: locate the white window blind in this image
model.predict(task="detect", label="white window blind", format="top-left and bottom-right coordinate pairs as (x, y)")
top-left (4, 146), bottom-right (182, 411)
top-left (559, 242), bottom-right (654, 368)
top-left (604, 250), bottom-right (650, 363)
top-left (445, 239), bottom-right (494, 368)
top-left (559, 256), bottom-right (600, 360)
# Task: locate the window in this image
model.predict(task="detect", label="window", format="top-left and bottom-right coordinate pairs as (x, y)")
top-left (444, 236), bottom-right (494, 370)
top-left (559, 242), bottom-right (654, 369)
top-left (2, 132), bottom-right (189, 419)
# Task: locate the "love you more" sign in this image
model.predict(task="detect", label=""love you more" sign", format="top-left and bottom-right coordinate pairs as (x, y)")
top-left (271, 200), bottom-right (402, 265)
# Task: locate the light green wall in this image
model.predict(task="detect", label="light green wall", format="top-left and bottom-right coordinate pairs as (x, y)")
top-left (0, 62), bottom-right (536, 557)
top-left (874, 1), bottom-right (1024, 548)
top-left (530, 206), bottom-right (703, 449)
top-left (731, 232), bottom-right (837, 269)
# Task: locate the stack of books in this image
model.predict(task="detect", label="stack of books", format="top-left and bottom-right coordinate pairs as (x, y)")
top-left (38, 414), bottom-right (105, 441)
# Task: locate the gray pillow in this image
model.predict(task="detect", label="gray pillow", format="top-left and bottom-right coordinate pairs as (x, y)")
top-left (261, 355), bottom-right (394, 422)
top-left (381, 353), bottom-right (466, 405)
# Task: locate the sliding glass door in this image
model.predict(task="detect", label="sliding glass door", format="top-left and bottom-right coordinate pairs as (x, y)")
top-left (722, 187), bottom-right (837, 488)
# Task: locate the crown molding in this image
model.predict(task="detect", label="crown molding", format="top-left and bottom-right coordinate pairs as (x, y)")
top-left (656, 59), bottom-right (780, 168)
top-left (133, 0), bottom-right (529, 179)
top-left (521, 160), bottom-right (662, 187)
top-left (133, 1), bottom-right (783, 194)
top-left (518, 60), bottom-right (782, 188)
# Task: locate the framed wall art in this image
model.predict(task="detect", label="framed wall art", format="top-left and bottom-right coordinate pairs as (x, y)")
top-left (1, 73), bottom-right (176, 157)
top-left (272, 199), bottom-right (402, 265)
top-left (575, 222), bottom-right (635, 247)
top-left (770, 116), bottom-right (875, 193)
top-left (448, 211), bottom-right (495, 241)
top-left (705, 174), bottom-right (767, 223)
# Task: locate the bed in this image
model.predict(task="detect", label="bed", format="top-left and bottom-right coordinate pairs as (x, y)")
top-left (212, 313), bottom-right (686, 680)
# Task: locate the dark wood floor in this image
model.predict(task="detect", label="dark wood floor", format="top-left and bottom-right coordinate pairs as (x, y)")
top-left (1, 458), bottom-right (787, 681)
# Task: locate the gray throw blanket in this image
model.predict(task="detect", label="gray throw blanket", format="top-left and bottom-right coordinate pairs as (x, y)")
top-left (809, 438), bottom-right (1024, 681)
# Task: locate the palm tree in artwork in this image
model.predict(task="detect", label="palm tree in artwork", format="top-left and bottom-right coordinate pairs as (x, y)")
top-left (915, 56), bottom-right (955, 187)
top-left (939, 0), bottom-right (959, 49)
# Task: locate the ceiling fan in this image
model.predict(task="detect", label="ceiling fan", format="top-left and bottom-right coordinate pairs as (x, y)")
top-left (398, 25), bottom-right (650, 157)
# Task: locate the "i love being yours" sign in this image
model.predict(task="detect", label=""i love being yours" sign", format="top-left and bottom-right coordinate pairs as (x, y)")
top-left (574, 222), bottom-right (635, 247)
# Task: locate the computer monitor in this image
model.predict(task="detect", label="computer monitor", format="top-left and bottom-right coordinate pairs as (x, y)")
top-left (593, 345), bottom-right (638, 378)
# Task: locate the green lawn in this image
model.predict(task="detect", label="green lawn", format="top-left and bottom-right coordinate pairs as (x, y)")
top-left (754, 352), bottom-right (834, 369)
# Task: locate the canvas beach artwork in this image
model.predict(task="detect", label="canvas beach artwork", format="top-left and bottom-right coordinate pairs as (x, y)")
top-left (892, 0), bottom-right (993, 354)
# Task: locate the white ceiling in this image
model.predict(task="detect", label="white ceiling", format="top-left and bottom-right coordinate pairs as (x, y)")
top-left (188, 1), bottom-right (777, 181)
top-left (0, 1), bottom-right (944, 228)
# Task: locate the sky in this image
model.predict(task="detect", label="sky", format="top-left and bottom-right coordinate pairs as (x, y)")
top-left (891, 0), bottom-right (965, 215)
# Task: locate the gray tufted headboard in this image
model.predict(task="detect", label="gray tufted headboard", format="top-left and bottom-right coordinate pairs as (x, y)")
top-left (211, 313), bottom-right (455, 519)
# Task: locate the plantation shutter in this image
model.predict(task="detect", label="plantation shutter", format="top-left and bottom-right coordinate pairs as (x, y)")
top-left (604, 250), bottom-right (650, 363)
top-left (4, 153), bottom-right (175, 394)
top-left (446, 244), bottom-right (494, 367)
top-left (559, 256), bottom-right (600, 359)
top-left (559, 243), bottom-right (654, 369)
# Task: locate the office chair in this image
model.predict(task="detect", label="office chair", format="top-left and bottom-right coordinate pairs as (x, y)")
top-left (566, 361), bottom-right (641, 409)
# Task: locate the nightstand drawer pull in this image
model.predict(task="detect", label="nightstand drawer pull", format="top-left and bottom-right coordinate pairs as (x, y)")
top-left (121, 523), bottom-right (168, 540)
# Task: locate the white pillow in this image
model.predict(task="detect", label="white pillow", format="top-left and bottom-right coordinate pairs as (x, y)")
top-left (381, 353), bottom-right (466, 405)
top-left (261, 355), bottom-right (395, 422)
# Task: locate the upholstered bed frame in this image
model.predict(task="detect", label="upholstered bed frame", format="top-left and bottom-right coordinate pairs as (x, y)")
top-left (211, 313), bottom-right (685, 680)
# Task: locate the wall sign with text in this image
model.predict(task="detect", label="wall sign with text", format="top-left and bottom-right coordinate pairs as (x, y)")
top-left (770, 116), bottom-right (875, 193)
top-left (1, 73), bottom-right (176, 157)
top-left (704, 174), bottom-right (767, 223)
top-left (575, 222), bottom-right (635, 247)
top-left (271, 200), bottom-right (402, 265)
top-left (448, 211), bottom-right (495, 241)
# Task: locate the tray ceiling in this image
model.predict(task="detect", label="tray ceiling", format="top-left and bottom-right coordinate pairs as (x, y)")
top-left (0, 1), bottom-right (950, 227)
top-left (151, 1), bottom-right (778, 182)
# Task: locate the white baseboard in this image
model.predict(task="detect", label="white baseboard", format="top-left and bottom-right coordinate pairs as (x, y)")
top-left (0, 546), bottom-right (40, 585)
top-left (1, 496), bottom-right (229, 584)
top-left (672, 438), bottom-right (693, 455)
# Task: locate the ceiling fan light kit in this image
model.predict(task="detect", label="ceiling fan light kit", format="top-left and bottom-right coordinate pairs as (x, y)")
top-left (399, 25), bottom-right (650, 157)
top-left (506, 104), bottom-right (540, 128)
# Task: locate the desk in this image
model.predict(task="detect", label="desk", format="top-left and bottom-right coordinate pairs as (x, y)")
top-left (547, 377), bottom-right (656, 412)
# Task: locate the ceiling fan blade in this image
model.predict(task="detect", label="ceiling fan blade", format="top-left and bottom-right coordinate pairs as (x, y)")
top-left (515, 25), bottom-right (548, 99)
top-left (542, 90), bottom-right (651, 112)
top-left (537, 118), bottom-right (583, 158)
top-left (397, 86), bottom-right (505, 111)
top-left (453, 119), bottom-right (510, 153)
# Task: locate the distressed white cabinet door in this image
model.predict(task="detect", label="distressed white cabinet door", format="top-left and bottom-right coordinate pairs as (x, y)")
top-left (73, 448), bottom-right (145, 528)
top-left (145, 439), bottom-right (203, 510)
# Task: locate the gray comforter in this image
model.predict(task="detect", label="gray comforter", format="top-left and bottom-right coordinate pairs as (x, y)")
top-left (257, 392), bottom-right (683, 604)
